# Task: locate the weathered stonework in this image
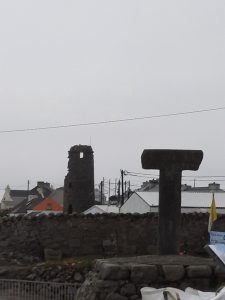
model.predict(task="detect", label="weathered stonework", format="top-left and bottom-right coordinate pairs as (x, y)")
top-left (77, 255), bottom-right (220, 300)
top-left (99, 263), bottom-right (129, 281)
top-left (141, 149), bottom-right (203, 255)
top-left (130, 265), bottom-right (158, 284)
top-left (162, 265), bottom-right (185, 281)
top-left (64, 145), bottom-right (95, 214)
top-left (186, 265), bottom-right (212, 278)
top-left (1, 213), bottom-right (225, 261)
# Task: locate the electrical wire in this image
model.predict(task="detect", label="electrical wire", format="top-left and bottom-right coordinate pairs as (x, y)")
top-left (0, 106), bottom-right (224, 134)
top-left (125, 170), bottom-right (225, 179)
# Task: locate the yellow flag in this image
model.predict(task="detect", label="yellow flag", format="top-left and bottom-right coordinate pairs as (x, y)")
top-left (208, 193), bottom-right (217, 232)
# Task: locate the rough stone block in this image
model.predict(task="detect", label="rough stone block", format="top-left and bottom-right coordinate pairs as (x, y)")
top-left (44, 248), bottom-right (62, 261)
top-left (0, 267), bottom-right (9, 276)
top-left (96, 279), bottom-right (120, 300)
top-left (99, 263), bottom-right (129, 280)
top-left (215, 266), bottom-right (225, 278)
top-left (186, 265), bottom-right (212, 278)
top-left (162, 265), bottom-right (185, 281)
top-left (130, 264), bottom-right (158, 284)
top-left (69, 238), bottom-right (81, 248)
top-left (103, 240), bottom-right (114, 247)
top-left (120, 283), bottom-right (136, 296)
top-left (130, 296), bottom-right (140, 300)
top-left (106, 293), bottom-right (128, 300)
top-left (96, 279), bottom-right (119, 291)
top-left (74, 272), bottom-right (84, 282)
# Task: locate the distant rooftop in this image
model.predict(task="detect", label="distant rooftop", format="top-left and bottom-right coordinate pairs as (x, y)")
top-left (139, 180), bottom-right (225, 193)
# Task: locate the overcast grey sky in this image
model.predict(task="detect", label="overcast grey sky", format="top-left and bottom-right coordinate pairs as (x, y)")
top-left (0, 0), bottom-right (225, 194)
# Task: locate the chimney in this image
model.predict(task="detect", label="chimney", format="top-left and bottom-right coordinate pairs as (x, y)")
top-left (37, 181), bottom-right (50, 188)
top-left (208, 182), bottom-right (220, 191)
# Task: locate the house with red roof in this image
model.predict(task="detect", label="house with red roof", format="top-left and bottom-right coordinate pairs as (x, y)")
top-left (31, 188), bottom-right (63, 215)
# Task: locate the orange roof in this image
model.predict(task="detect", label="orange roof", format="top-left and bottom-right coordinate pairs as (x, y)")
top-left (32, 197), bottom-right (63, 212)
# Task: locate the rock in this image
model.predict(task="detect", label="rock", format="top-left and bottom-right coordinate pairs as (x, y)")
top-left (44, 248), bottom-right (62, 261)
top-left (130, 264), bottom-right (158, 284)
top-left (120, 283), bottom-right (136, 296)
top-left (77, 272), bottom-right (103, 300)
top-left (96, 279), bottom-right (119, 292)
top-left (0, 267), bottom-right (9, 276)
top-left (106, 293), bottom-right (128, 300)
top-left (105, 293), bottom-right (128, 300)
top-left (99, 263), bottom-right (129, 280)
top-left (74, 272), bottom-right (84, 282)
top-left (26, 273), bottom-right (36, 281)
top-left (186, 265), bottom-right (212, 278)
top-left (130, 295), bottom-right (140, 300)
top-left (52, 278), bottom-right (62, 282)
top-left (162, 265), bottom-right (185, 281)
top-left (215, 265), bottom-right (225, 278)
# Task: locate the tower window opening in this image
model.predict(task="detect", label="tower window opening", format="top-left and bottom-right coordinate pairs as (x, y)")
top-left (80, 152), bottom-right (84, 158)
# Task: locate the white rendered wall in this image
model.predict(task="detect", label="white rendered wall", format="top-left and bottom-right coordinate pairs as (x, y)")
top-left (120, 193), bottom-right (151, 214)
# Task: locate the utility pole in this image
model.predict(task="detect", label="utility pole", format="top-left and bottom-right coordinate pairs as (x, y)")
top-left (118, 180), bottom-right (121, 204)
top-left (108, 179), bottom-right (111, 200)
top-left (100, 181), bottom-right (103, 204)
top-left (102, 177), bottom-right (105, 204)
top-left (121, 170), bottom-right (124, 206)
top-left (128, 180), bottom-right (131, 198)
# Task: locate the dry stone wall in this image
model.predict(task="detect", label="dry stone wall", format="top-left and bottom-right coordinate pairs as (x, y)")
top-left (77, 255), bottom-right (225, 300)
top-left (0, 213), bottom-right (225, 261)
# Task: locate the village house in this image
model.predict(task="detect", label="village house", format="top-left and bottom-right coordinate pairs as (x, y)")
top-left (84, 182), bottom-right (225, 215)
top-left (10, 185), bottom-right (63, 216)
top-left (120, 182), bottom-right (225, 214)
top-left (83, 204), bottom-right (119, 214)
top-left (1, 181), bottom-right (53, 211)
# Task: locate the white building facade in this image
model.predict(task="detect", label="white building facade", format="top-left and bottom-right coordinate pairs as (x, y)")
top-left (120, 191), bottom-right (225, 214)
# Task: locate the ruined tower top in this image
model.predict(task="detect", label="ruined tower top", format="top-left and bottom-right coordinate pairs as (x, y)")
top-left (67, 145), bottom-right (94, 175)
top-left (69, 144), bottom-right (93, 154)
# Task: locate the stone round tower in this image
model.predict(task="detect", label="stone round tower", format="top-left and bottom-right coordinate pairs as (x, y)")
top-left (64, 145), bottom-right (95, 214)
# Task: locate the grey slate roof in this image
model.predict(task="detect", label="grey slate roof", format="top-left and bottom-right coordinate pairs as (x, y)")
top-left (10, 190), bottom-right (29, 197)
top-left (11, 183), bottom-right (53, 214)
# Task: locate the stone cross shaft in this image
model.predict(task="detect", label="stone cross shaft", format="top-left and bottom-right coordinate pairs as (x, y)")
top-left (141, 149), bottom-right (203, 255)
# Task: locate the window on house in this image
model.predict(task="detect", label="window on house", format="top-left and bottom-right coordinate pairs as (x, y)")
top-left (80, 152), bottom-right (84, 158)
top-left (46, 203), bottom-right (52, 210)
top-left (69, 182), bottom-right (72, 188)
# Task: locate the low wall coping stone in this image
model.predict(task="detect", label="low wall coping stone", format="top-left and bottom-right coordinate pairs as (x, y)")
top-left (95, 255), bottom-right (215, 268)
top-left (186, 265), bottom-right (212, 278)
top-left (99, 263), bottom-right (129, 280)
top-left (130, 264), bottom-right (158, 284)
top-left (162, 265), bottom-right (185, 281)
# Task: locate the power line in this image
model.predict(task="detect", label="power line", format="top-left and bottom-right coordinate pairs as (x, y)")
top-left (125, 170), bottom-right (225, 179)
top-left (0, 106), bottom-right (224, 134)
top-left (182, 179), bottom-right (225, 182)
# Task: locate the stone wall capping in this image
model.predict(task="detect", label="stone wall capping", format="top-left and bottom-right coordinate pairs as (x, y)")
top-left (162, 265), bottom-right (185, 281)
top-left (99, 263), bottom-right (130, 281)
top-left (76, 255), bottom-right (223, 300)
top-left (130, 264), bottom-right (158, 284)
top-left (186, 265), bottom-right (212, 278)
